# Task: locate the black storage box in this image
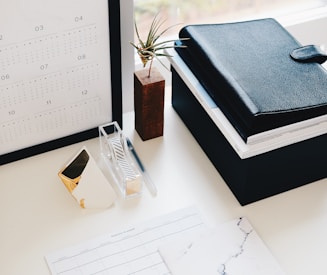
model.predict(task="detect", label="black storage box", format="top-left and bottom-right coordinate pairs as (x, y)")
top-left (169, 19), bottom-right (327, 205)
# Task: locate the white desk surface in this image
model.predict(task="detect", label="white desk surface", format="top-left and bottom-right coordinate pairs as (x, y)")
top-left (1, 102), bottom-right (327, 275)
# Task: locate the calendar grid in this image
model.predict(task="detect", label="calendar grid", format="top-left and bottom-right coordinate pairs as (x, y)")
top-left (0, 0), bottom-right (115, 159)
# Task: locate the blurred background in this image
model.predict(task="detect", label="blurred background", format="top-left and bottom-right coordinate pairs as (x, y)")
top-left (133, 0), bottom-right (327, 39)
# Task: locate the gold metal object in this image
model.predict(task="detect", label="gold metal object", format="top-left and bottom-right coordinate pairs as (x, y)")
top-left (58, 172), bottom-right (81, 193)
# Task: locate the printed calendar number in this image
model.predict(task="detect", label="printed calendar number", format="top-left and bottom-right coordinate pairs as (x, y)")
top-left (1, 74), bottom-right (10, 81)
top-left (74, 16), bottom-right (84, 22)
top-left (40, 64), bottom-right (48, 70)
top-left (34, 25), bottom-right (44, 32)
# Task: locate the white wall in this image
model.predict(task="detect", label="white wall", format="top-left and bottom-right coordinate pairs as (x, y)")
top-left (282, 7), bottom-right (327, 47)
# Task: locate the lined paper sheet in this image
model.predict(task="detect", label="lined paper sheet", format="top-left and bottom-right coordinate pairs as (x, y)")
top-left (45, 207), bottom-right (205, 275)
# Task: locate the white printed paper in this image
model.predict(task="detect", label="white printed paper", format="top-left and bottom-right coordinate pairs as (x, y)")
top-left (160, 217), bottom-right (286, 275)
top-left (45, 207), bottom-right (206, 275)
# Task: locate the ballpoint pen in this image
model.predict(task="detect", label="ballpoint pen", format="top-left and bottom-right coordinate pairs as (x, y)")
top-left (126, 138), bottom-right (158, 196)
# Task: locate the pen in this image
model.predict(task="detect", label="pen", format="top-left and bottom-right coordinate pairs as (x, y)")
top-left (126, 138), bottom-right (157, 196)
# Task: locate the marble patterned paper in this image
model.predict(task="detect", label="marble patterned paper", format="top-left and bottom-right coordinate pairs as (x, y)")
top-left (159, 217), bottom-right (285, 275)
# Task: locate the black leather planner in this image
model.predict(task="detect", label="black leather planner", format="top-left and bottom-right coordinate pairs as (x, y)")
top-left (176, 18), bottom-right (327, 142)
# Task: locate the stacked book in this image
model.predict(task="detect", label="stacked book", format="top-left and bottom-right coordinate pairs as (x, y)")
top-left (168, 18), bottom-right (327, 204)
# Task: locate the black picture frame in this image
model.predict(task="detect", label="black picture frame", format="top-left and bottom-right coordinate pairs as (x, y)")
top-left (0, 0), bottom-right (123, 165)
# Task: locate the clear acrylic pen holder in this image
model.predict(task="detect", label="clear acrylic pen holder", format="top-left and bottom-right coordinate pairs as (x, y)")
top-left (99, 122), bottom-right (143, 199)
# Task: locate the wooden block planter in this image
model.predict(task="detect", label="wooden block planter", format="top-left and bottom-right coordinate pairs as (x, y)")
top-left (134, 67), bottom-right (165, 140)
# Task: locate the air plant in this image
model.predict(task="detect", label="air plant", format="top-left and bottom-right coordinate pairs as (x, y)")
top-left (130, 13), bottom-right (188, 78)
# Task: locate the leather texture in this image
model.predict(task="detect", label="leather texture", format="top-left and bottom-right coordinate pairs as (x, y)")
top-left (176, 18), bottom-right (327, 141)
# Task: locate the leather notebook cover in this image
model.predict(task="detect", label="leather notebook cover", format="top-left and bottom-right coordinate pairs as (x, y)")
top-left (176, 18), bottom-right (327, 141)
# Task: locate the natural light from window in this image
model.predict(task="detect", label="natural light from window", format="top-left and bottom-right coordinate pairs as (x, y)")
top-left (134, 0), bottom-right (327, 40)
